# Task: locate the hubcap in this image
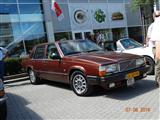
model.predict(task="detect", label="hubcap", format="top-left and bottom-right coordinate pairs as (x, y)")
top-left (73, 74), bottom-right (87, 94)
top-left (29, 70), bottom-right (36, 83)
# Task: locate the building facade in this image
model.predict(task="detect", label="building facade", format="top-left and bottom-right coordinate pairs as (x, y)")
top-left (0, 0), bottom-right (147, 56)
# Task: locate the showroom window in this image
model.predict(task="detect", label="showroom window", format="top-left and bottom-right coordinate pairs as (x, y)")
top-left (0, 0), bottom-right (16, 3)
top-left (21, 22), bottom-right (45, 35)
top-left (0, 4), bottom-right (18, 14)
top-left (18, 0), bottom-right (42, 3)
top-left (19, 4), bottom-right (43, 14)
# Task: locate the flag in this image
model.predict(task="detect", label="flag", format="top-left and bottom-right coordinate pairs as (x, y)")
top-left (51, 0), bottom-right (64, 21)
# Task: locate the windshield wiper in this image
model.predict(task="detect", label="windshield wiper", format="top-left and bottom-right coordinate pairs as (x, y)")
top-left (87, 49), bottom-right (99, 52)
top-left (66, 51), bottom-right (82, 55)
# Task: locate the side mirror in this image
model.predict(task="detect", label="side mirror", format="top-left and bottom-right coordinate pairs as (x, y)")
top-left (50, 53), bottom-right (61, 59)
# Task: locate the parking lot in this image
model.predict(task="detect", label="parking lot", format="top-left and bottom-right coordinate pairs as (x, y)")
top-left (5, 75), bottom-right (159, 120)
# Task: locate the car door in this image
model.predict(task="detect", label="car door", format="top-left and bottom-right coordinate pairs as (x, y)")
top-left (32, 45), bottom-right (47, 79)
top-left (43, 44), bottom-right (64, 82)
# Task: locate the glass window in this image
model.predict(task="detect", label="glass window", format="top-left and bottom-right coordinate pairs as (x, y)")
top-left (12, 23), bottom-right (22, 36)
top-left (0, 4), bottom-right (18, 14)
top-left (0, 23), bottom-right (22, 36)
top-left (128, 27), bottom-right (143, 43)
top-left (108, 0), bottom-right (124, 3)
top-left (120, 38), bottom-right (143, 50)
top-left (6, 41), bottom-right (25, 58)
top-left (0, 36), bottom-right (14, 47)
top-left (59, 40), bottom-right (102, 56)
top-left (0, 0), bottom-right (16, 3)
top-left (47, 44), bottom-right (59, 59)
top-left (33, 45), bottom-right (45, 59)
top-left (55, 32), bottom-right (72, 41)
top-left (21, 22), bottom-right (45, 35)
top-left (19, 4), bottom-right (43, 14)
top-left (24, 34), bottom-right (47, 52)
top-left (0, 23), bottom-right (12, 36)
top-left (18, 0), bottom-right (42, 3)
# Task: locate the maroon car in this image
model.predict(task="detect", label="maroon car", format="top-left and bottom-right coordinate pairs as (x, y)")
top-left (22, 40), bottom-right (148, 96)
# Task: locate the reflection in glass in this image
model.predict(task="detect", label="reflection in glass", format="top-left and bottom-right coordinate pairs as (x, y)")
top-left (0, 0), bottom-right (16, 3)
top-left (0, 23), bottom-right (22, 38)
top-left (120, 38), bottom-right (143, 50)
top-left (19, 4), bottom-right (43, 14)
top-left (0, 23), bottom-right (13, 36)
top-left (0, 4), bottom-right (18, 14)
top-left (21, 22), bottom-right (45, 35)
top-left (24, 34), bottom-right (47, 52)
top-left (0, 36), bottom-right (14, 47)
top-left (6, 41), bottom-right (25, 58)
top-left (18, 0), bottom-right (41, 3)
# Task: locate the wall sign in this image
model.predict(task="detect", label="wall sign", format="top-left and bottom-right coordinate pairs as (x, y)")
top-left (112, 12), bottom-right (124, 20)
top-left (94, 9), bottom-right (106, 23)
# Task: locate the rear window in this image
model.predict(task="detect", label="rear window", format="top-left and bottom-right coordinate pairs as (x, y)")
top-left (33, 45), bottom-right (45, 59)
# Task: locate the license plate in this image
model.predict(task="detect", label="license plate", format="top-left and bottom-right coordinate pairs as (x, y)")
top-left (127, 78), bottom-right (135, 86)
top-left (125, 71), bottom-right (140, 79)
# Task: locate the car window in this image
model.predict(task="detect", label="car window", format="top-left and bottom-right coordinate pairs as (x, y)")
top-left (33, 45), bottom-right (45, 59)
top-left (47, 44), bottom-right (59, 59)
top-left (59, 40), bottom-right (102, 55)
top-left (120, 38), bottom-right (143, 50)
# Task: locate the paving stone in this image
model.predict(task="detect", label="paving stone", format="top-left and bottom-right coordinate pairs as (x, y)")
top-left (5, 75), bottom-right (159, 120)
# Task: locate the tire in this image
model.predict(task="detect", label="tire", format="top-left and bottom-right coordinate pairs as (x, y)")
top-left (145, 56), bottom-right (155, 75)
top-left (28, 69), bottom-right (40, 84)
top-left (70, 71), bottom-right (93, 96)
top-left (0, 101), bottom-right (7, 120)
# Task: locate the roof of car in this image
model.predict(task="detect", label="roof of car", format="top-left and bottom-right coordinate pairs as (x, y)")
top-left (35, 39), bottom-right (87, 47)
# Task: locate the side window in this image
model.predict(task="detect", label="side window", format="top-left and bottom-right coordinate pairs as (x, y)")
top-left (33, 45), bottom-right (45, 59)
top-left (47, 44), bottom-right (59, 59)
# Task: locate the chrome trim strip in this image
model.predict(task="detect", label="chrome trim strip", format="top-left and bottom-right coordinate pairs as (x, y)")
top-left (87, 75), bottom-right (97, 78)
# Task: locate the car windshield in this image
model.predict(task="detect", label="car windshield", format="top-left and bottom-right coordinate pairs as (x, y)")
top-left (120, 38), bottom-right (143, 50)
top-left (59, 40), bottom-right (103, 55)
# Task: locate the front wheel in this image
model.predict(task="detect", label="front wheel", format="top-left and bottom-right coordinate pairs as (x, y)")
top-left (70, 71), bottom-right (93, 96)
top-left (145, 56), bottom-right (155, 75)
top-left (28, 69), bottom-right (40, 84)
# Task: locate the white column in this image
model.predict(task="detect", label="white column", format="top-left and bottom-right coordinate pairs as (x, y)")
top-left (42, 0), bottom-right (55, 42)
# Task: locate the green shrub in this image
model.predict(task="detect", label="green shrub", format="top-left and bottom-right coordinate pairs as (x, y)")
top-left (4, 57), bottom-right (23, 75)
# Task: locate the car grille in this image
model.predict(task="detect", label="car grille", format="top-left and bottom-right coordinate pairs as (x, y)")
top-left (119, 59), bottom-right (137, 72)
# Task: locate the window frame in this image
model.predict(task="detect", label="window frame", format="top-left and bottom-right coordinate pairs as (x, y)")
top-left (33, 45), bottom-right (46, 59)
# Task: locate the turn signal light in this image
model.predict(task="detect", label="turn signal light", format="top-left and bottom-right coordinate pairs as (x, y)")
top-left (99, 71), bottom-right (106, 77)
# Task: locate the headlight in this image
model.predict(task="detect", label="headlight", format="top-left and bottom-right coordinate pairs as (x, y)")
top-left (99, 64), bottom-right (119, 76)
top-left (136, 58), bottom-right (145, 67)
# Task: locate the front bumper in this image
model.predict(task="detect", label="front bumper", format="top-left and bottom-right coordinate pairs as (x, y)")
top-left (87, 66), bottom-right (148, 89)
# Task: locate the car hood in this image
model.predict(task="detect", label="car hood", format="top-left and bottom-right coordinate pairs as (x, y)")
top-left (68, 51), bottom-right (140, 65)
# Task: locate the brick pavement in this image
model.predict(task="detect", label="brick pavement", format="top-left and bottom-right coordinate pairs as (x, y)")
top-left (5, 75), bottom-right (160, 120)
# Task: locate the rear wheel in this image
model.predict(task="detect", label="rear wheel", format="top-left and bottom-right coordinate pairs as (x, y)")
top-left (70, 71), bottom-right (93, 96)
top-left (145, 56), bottom-right (155, 75)
top-left (28, 69), bottom-right (40, 84)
